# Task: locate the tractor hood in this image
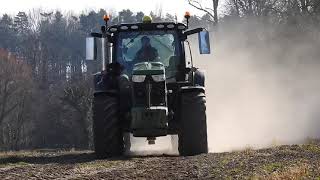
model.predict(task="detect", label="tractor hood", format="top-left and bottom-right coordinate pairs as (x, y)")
top-left (132, 62), bottom-right (165, 76)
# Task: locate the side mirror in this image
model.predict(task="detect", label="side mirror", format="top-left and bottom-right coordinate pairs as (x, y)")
top-left (198, 31), bottom-right (211, 54)
top-left (86, 37), bottom-right (97, 60)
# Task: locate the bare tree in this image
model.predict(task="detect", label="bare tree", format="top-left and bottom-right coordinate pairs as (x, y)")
top-left (187, 0), bottom-right (219, 25)
top-left (0, 49), bottom-right (33, 150)
top-left (61, 79), bottom-right (93, 149)
top-left (0, 50), bottom-right (30, 124)
top-left (226, 0), bottom-right (282, 17)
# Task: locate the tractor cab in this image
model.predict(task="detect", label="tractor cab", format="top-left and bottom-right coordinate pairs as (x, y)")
top-left (86, 14), bottom-right (211, 83)
top-left (112, 23), bottom-right (183, 80)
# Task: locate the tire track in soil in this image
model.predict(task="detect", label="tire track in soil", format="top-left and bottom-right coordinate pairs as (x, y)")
top-left (1, 143), bottom-right (320, 179)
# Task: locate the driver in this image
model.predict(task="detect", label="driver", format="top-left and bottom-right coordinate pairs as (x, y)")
top-left (134, 36), bottom-right (159, 62)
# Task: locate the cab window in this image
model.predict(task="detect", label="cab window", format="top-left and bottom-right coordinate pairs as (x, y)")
top-left (116, 30), bottom-right (181, 78)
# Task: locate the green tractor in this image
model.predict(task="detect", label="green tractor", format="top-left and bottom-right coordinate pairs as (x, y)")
top-left (86, 13), bottom-right (211, 158)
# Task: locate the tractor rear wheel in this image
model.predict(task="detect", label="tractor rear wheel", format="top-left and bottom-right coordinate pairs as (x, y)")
top-left (178, 91), bottom-right (208, 156)
top-left (93, 94), bottom-right (124, 158)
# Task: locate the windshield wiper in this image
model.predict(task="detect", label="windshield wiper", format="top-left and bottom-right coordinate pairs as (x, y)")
top-left (125, 32), bottom-right (143, 47)
top-left (151, 36), bottom-right (174, 53)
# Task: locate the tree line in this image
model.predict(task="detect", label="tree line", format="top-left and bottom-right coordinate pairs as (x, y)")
top-left (1, 0), bottom-right (320, 151)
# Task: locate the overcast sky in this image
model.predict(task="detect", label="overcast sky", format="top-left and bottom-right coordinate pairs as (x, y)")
top-left (1, 0), bottom-right (226, 21)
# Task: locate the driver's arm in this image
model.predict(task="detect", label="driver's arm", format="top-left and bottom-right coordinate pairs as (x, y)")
top-left (153, 48), bottom-right (160, 61)
top-left (133, 49), bottom-right (142, 62)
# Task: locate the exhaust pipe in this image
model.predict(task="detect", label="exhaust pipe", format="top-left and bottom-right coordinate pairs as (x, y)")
top-left (101, 38), bottom-right (113, 71)
top-left (101, 21), bottom-right (112, 71)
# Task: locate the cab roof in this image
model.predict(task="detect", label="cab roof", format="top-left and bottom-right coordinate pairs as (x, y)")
top-left (107, 22), bottom-right (187, 33)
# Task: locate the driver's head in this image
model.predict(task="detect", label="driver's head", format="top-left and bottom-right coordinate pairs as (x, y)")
top-left (141, 36), bottom-right (151, 47)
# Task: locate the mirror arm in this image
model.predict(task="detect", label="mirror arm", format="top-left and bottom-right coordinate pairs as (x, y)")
top-left (90, 32), bottom-right (102, 38)
top-left (90, 32), bottom-right (112, 42)
top-left (184, 28), bottom-right (204, 36)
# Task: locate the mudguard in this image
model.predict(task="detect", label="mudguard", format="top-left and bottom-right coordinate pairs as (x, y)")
top-left (193, 69), bottom-right (205, 87)
top-left (179, 86), bottom-right (205, 94)
top-left (93, 62), bottom-right (124, 96)
top-left (93, 72), bottom-right (118, 97)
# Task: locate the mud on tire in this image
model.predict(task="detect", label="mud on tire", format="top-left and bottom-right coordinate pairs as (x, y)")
top-left (93, 94), bottom-right (123, 158)
top-left (178, 91), bottom-right (208, 156)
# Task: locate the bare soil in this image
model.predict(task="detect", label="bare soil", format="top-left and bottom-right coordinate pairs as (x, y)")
top-left (1, 141), bottom-right (320, 179)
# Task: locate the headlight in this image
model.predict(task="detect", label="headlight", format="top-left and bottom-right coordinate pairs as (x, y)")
top-left (132, 75), bottom-right (146, 82)
top-left (152, 74), bottom-right (165, 82)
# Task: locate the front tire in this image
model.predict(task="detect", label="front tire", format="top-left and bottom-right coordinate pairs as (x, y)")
top-left (178, 91), bottom-right (208, 156)
top-left (93, 94), bottom-right (123, 158)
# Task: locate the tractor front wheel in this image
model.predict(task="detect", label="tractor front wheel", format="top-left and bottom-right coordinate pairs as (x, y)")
top-left (178, 91), bottom-right (208, 156)
top-left (93, 94), bottom-right (124, 158)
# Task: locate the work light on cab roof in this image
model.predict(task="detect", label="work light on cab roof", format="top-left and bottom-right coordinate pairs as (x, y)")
top-left (142, 16), bottom-right (152, 23)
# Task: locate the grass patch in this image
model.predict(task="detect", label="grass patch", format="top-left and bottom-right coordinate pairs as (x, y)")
top-left (78, 160), bottom-right (122, 170)
top-left (301, 144), bottom-right (320, 153)
top-left (0, 150), bottom-right (49, 158)
top-left (262, 162), bottom-right (284, 173)
top-left (221, 158), bottom-right (230, 165)
top-left (253, 163), bottom-right (310, 180)
top-left (228, 167), bottom-right (241, 174)
top-left (267, 164), bottom-right (309, 180)
top-left (0, 161), bottom-right (29, 168)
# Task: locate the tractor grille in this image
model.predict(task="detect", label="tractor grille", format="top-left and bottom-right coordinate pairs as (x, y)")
top-left (133, 76), bottom-right (166, 107)
top-left (150, 81), bottom-right (166, 106)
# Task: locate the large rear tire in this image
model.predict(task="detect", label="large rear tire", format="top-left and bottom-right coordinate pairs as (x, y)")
top-left (178, 91), bottom-right (208, 156)
top-left (93, 94), bottom-right (124, 158)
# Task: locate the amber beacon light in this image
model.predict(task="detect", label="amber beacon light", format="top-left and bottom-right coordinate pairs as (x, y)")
top-left (184, 11), bottom-right (191, 19)
top-left (103, 14), bottom-right (110, 22)
top-left (184, 11), bottom-right (191, 28)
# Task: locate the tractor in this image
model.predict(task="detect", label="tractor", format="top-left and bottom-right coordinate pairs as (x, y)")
top-left (86, 12), bottom-right (211, 158)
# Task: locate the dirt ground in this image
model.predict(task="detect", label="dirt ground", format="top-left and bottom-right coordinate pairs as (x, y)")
top-left (1, 141), bottom-right (320, 179)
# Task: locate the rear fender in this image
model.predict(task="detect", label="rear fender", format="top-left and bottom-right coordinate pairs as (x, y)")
top-left (174, 86), bottom-right (205, 126)
top-left (179, 86), bottom-right (205, 94)
top-left (193, 69), bottom-right (205, 87)
top-left (93, 71), bottom-right (119, 96)
top-left (93, 90), bottom-right (118, 97)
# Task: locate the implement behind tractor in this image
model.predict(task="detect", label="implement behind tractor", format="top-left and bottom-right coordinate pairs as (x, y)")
top-left (86, 12), bottom-right (211, 158)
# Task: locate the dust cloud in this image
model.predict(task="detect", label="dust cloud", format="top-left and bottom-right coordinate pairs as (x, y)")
top-left (129, 19), bottom-right (320, 154)
top-left (127, 135), bottom-right (178, 156)
top-left (196, 19), bottom-right (320, 152)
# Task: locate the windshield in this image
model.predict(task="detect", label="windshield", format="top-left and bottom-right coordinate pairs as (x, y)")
top-left (116, 30), bottom-right (181, 78)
